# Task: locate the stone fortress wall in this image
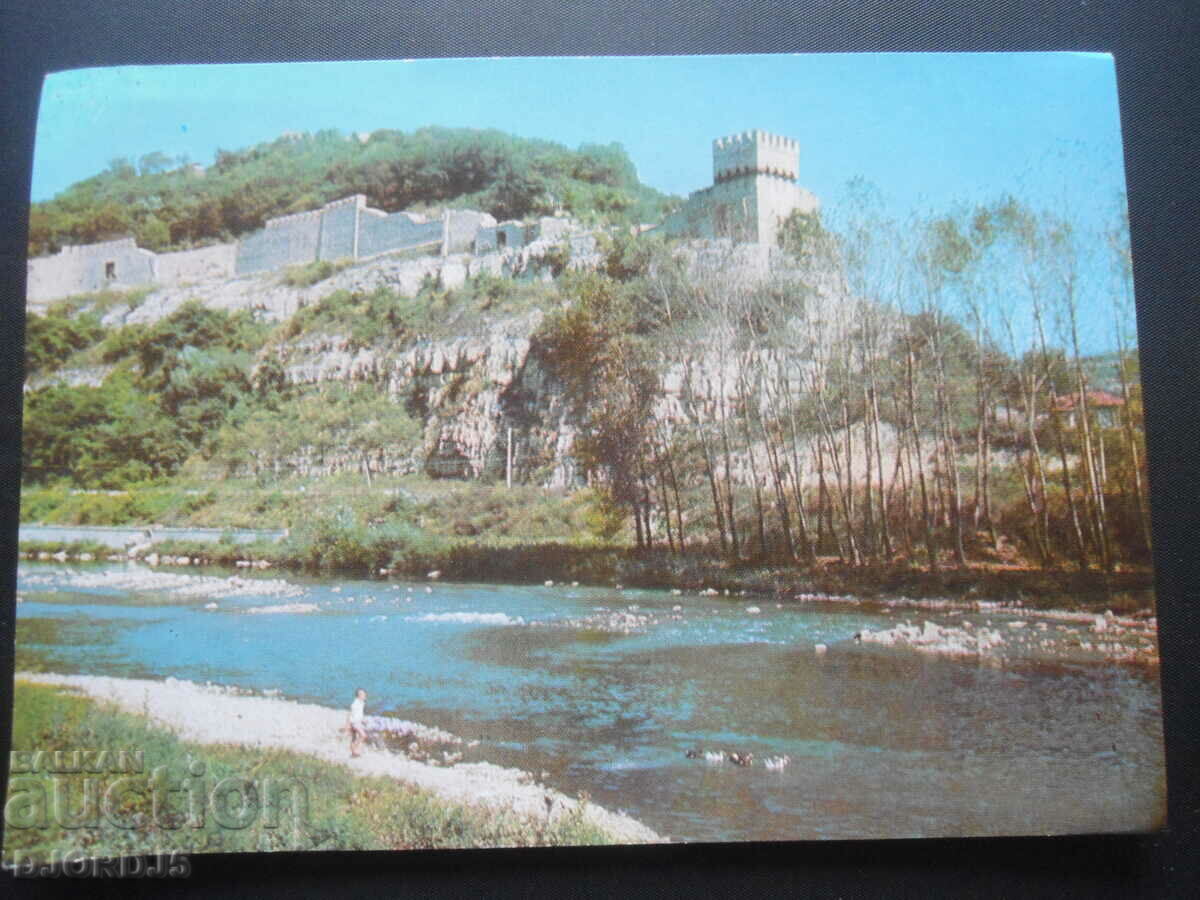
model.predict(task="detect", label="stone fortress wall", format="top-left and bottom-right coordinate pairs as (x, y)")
top-left (27, 131), bottom-right (814, 305)
top-left (27, 195), bottom-right (556, 304)
top-left (155, 243), bottom-right (239, 287)
top-left (27, 239), bottom-right (157, 303)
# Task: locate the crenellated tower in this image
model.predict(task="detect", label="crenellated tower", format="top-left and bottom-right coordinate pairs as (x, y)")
top-left (655, 130), bottom-right (817, 247)
top-left (712, 130), bottom-right (799, 183)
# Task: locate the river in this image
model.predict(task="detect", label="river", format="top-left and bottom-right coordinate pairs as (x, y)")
top-left (13, 561), bottom-right (1165, 842)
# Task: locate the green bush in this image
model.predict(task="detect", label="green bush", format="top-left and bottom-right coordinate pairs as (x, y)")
top-left (283, 508), bottom-right (449, 575)
top-left (24, 307), bottom-right (104, 377)
top-left (280, 259), bottom-right (348, 288)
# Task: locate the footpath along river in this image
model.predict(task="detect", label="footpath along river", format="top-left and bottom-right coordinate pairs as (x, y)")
top-left (13, 560), bottom-right (1165, 842)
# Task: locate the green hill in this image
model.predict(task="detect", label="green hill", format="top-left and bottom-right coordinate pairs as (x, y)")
top-left (28, 126), bottom-right (679, 257)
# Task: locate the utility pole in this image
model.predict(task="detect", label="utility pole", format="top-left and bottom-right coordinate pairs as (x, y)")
top-left (506, 427), bottom-right (513, 488)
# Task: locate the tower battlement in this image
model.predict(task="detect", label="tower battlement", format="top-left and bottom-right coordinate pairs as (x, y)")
top-left (712, 130), bottom-right (799, 183)
top-left (653, 130), bottom-right (816, 247)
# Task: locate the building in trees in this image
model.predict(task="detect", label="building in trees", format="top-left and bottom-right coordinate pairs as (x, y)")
top-left (1052, 390), bottom-right (1126, 429)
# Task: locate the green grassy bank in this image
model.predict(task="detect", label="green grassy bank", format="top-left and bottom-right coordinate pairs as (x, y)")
top-left (18, 475), bottom-right (1155, 612)
top-left (3, 682), bottom-right (617, 865)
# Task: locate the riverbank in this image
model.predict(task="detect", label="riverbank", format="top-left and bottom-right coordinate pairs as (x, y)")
top-left (18, 534), bottom-right (1156, 614)
top-left (16, 562), bottom-right (1159, 668)
top-left (5, 673), bottom-right (663, 863)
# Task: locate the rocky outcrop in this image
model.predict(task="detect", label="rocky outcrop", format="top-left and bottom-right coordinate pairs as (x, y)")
top-left (254, 307), bottom-right (580, 486)
top-left (72, 233), bottom-right (856, 491)
top-left (101, 246), bottom-right (572, 329)
top-left (24, 365), bottom-right (113, 391)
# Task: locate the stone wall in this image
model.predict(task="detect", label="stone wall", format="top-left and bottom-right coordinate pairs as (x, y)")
top-left (27, 239), bottom-right (157, 305)
top-left (445, 210), bottom-right (497, 254)
top-left (28, 191), bottom-right (574, 304)
top-left (234, 194), bottom-right (454, 276)
top-left (475, 220), bottom-right (531, 254)
top-left (358, 207), bottom-right (443, 259)
top-left (155, 242), bottom-right (238, 287)
top-left (235, 208), bottom-right (323, 275)
top-left (317, 195), bottom-right (364, 260)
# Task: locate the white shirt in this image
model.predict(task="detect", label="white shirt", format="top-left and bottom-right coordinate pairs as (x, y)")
top-left (349, 697), bottom-right (365, 726)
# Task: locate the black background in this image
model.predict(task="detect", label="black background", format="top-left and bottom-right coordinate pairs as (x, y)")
top-left (0, 2), bottom-right (1197, 898)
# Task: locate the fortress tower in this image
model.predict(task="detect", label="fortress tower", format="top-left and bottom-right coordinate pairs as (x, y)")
top-left (655, 130), bottom-right (818, 247)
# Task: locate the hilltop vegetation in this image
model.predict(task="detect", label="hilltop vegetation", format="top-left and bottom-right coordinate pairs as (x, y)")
top-left (28, 126), bottom-right (678, 256)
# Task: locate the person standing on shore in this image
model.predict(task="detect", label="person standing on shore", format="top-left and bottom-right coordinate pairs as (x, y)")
top-left (348, 688), bottom-right (368, 757)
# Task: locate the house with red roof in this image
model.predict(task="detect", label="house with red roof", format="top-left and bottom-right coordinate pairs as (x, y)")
top-left (1050, 390), bottom-right (1125, 429)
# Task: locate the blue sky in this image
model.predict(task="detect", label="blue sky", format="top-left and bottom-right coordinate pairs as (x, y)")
top-left (32, 54), bottom-right (1133, 351)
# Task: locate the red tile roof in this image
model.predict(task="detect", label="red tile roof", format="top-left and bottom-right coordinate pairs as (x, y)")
top-left (1052, 390), bottom-right (1125, 412)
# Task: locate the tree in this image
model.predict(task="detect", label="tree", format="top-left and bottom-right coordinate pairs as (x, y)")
top-left (138, 151), bottom-right (173, 176)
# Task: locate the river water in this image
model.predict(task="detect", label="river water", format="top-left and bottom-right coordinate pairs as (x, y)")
top-left (13, 561), bottom-right (1165, 842)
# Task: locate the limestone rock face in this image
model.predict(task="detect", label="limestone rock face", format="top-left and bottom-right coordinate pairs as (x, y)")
top-left (74, 235), bottom-right (852, 491)
top-left (258, 308), bottom-right (577, 484)
top-left (101, 249), bottom-right (545, 329)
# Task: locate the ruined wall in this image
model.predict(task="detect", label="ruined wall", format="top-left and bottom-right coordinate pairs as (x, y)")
top-left (28, 190), bottom-right (578, 303)
top-left (27, 239), bottom-right (157, 304)
top-left (316, 195), bottom-right (365, 260)
top-left (476, 221), bottom-right (529, 253)
top-left (445, 210), bottom-right (496, 254)
top-left (235, 208), bottom-right (323, 275)
top-left (155, 242), bottom-right (238, 286)
top-left (474, 226), bottom-right (500, 254)
top-left (358, 207), bottom-right (443, 258)
top-left (235, 194), bottom-right (453, 274)
top-left (655, 179), bottom-right (757, 242)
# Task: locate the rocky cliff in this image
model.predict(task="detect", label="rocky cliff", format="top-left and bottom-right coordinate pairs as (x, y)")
top-left (260, 308), bottom-right (582, 488)
top-left (45, 234), bottom-right (849, 491)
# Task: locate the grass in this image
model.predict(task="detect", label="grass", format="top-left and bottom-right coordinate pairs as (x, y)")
top-left (20, 484), bottom-right (217, 527)
top-left (3, 681), bottom-right (618, 865)
top-left (18, 474), bottom-right (1156, 610)
top-left (20, 476), bottom-right (596, 538)
top-left (279, 258), bottom-right (350, 288)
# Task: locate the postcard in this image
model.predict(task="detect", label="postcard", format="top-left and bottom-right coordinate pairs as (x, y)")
top-left (4, 54), bottom-right (1163, 867)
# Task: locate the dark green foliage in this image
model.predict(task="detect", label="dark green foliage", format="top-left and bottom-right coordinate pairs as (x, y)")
top-left (29, 127), bottom-right (677, 257)
top-left (21, 370), bottom-right (187, 488)
top-left (533, 242), bottom-right (571, 277)
top-left (21, 303), bottom-right (269, 488)
top-left (283, 508), bottom-right (447, 575)
top-left (535, 272), bottom-right (663, 540)
top-left (24, 305), bottom-right (103, 376)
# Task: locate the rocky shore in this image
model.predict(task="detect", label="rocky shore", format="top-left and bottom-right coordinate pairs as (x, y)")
top-left (14, 672), bottom-right (664, 845)
top-left (851, 607), bottom-right (1159, 666)
top-left (17, 539), bottom-right (1156, 615)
